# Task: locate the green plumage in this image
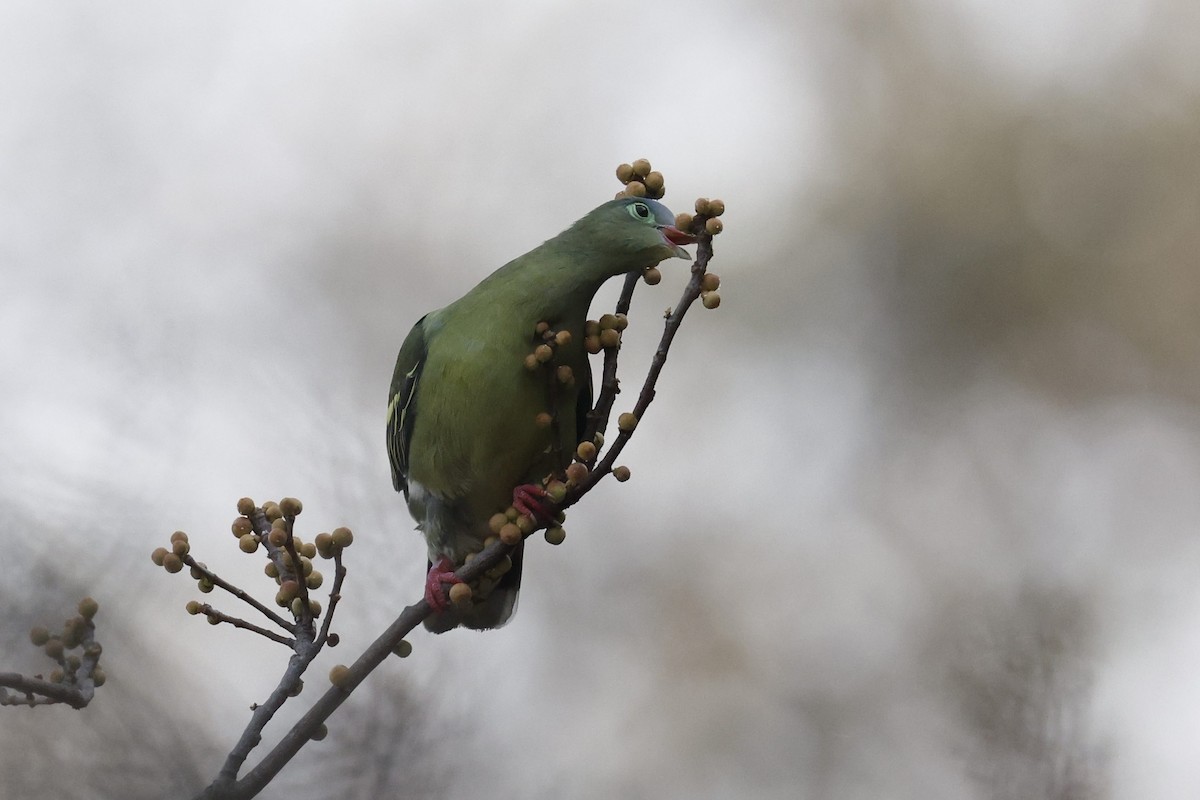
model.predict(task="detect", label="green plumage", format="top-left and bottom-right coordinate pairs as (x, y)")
top-left (387, 197), bottom-right (691, 632)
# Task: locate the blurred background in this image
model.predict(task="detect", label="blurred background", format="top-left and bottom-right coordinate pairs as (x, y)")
top-left (2, 1), bottom-right (1198, 797)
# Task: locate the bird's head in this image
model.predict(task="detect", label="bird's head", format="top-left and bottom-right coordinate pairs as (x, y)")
top-left (568, 196), bottom-right (697, 275)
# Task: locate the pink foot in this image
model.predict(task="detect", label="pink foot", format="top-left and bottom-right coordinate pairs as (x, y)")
top-left (512, 483), bottom-right (555, 524)
top-left (425, 556), bottom-right (462, 611)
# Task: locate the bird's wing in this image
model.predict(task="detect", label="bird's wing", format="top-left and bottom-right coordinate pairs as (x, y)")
top-left (387, 314), bottom-right (429, 495)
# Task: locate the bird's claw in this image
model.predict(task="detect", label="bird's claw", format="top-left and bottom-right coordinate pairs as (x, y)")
top-left (425, 556), bottom-right (462, 612)
top-left (512, 483), bottom-right (556, 525)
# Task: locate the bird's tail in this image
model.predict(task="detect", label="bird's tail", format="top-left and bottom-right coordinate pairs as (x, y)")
top-left (424, 541), bottom-right (524, 634)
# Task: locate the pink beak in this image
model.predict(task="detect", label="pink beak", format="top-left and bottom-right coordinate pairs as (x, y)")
top-left (660, 225), bottom-right (697, 246)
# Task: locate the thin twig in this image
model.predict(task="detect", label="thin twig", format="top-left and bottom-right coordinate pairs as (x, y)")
top-left (185, 556), bottom-right (295, 634)
top-left (194, 604), bottom-right (294, 647)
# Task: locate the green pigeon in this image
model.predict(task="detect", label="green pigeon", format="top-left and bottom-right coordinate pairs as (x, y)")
top-left (387, 196), bottom-right (695, 633)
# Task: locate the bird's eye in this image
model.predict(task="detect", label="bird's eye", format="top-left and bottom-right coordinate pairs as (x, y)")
top-left (627, 202), bottom-right (652, 221)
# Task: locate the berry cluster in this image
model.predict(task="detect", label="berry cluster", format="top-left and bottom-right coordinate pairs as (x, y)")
top-left (21, 598), bottom-right (105, 694)
top-left (151, 497), bottom-right (351, 645)
top-left (614, 158), bottom-right (665, 200)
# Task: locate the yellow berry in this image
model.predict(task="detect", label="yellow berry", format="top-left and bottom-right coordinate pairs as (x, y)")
top-left (186, 600), bottom-right (202, 615)
top-left (631, 158), bottom-right (652, 177)
top-left (625, 180), bottom-right (647, 197)
top-left (612, 313), bottom-right (629, 331)
top-left (556, 365), bottom-right (574, 385)
top-left (237, 497), bottom-right (255, 515)
top-left (308, 599), bottom-right (322, 617)
top-left (576, 441), bottom-right (597, 461)
top-left (393, 639), bottom-right (413, 658)
top-left (329, 665), bottom-right (351, 688)
top-left (198, 578), bottom-right (214, 593)
top-left (544, 527), bottom-right (566, 545)
top-left (29, 627), bottom-right (49, 646)
top-left (331, 527), bottom-right (354, 548)
top-left (170, 531), bottom-right (188, 544)
top-left (307, 571), bottom-right (324, 590)
top-left (705, 217), bottom-right (723, 235)
top-left (616, 163), bottom-right (634, 183)
top-left (599, 329), bottom-right (621, 349)
top-left (617, 412), bottom-right (638, 432)
top-left (695, 197), bottom-right (712, 215)
top-left (534, 344), bottom-right (554, 363)
top-left (535, 321), bottom-right (551, 336)
top-left (555, 330), bottom-right (572, 347)
top-left (76, 597), bottom-right (99, 619)
top-left (584, 335), bottom-right (602, 354)
top-left (448, 583), bottom-right (473, 606)
top-left (489, 512), bottom-right (508, 534)
top-left (299, 541), bottom-right (316, 559)
top-left (708, 198), bottom-right (725, 216)
top-left (546, 480), bottom-right (568, 503)
top-left (263, 503), bottom-right (282, 522)
top-left (279, 497), bottom-right (302, 516)
top-left (523, 353), bottom-right (540, 371)
top-left (171, 538), bottom-right (190, 557)
top-left (516, 514), bottom-right (536, 534)
top-left (585, 320), bottom-right (600, 337)
top-left (44, 639), bottom-right (64, 659)
top-left (702, 291), bottom-right (721, 309)
top-left (701, 273), bottom-right (721, 292)
top-left (644, 171), bottom-right (664, 192)
top-left (675, 211), bottom-right (694, 231)
top-left (314, 532), bottom-right (333, 553)
top-left (162, 554), bottom-right (184, 573)
top-left (534, 412), bottom-right (553, 428)
top-left (613, 465), bottom-right (632, 482)
top-left (239, 534), bottom-right (260, 553)
top-left (232, 517), bottom-right (253, 538)
top-left (566, 461), bottom-right (589, 484)
top-left (267, 527), bottom-right (287, 547)
top-left (151, 547), bottom-right (168, 566)
top-left (499, 523), bottom-right (522, 545)
top-left (92, 668), bottom-right (106, 687)
top-left (643, 267), bottom-right (662, 285)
